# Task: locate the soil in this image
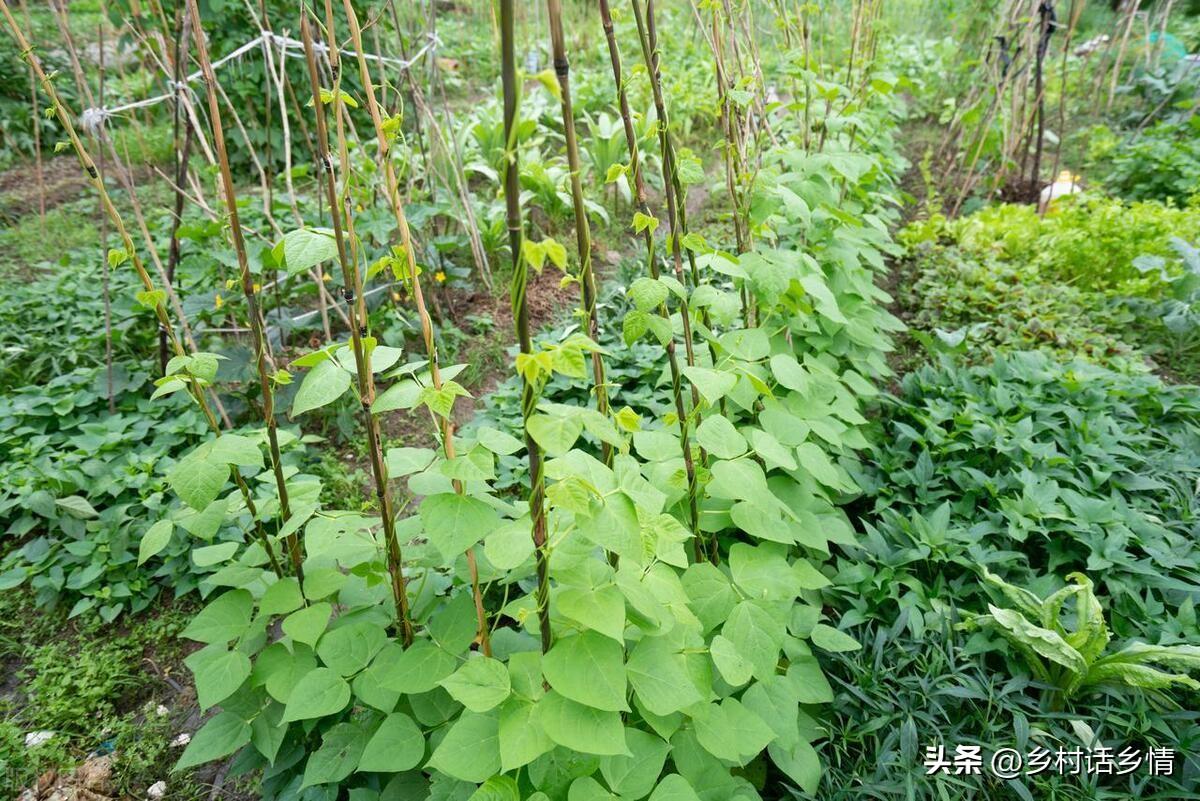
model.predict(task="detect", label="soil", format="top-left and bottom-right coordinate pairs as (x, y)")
top-left (0, 156), bottom-right (92, 222)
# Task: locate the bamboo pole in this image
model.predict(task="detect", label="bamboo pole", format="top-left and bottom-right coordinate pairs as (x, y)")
top-left (598, 0), bottom-right (700, 554)
top-left (186, 0), bottom-right (303, 579)
top-left (501, 0), bottom-right (552, 653)
top-left (546, 0), bottom-right (611, 466)
top-left (341, 0), bottom-right (491, 658)
top-left (299, 13), bottom-right (413, 646)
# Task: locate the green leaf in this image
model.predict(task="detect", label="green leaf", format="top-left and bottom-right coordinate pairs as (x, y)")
top-left (986, 605), bottom-right (1088, 676)
top-left (769, 739), bottom-right (821, 793)
top-left (795, 442), bottom-right (843, 489)
top-left (599, 728), bottom-right (670, 799)
top-left (282, 668), bottom-right (352, 722)
top-left (54, 495), bottom-right (98, 518)
top-left (174, 711), bottom-right (250, 771)
top-left (695, 415), bottom-right (748, 459)
top-left (682, 366), bottom-right (737, 406)
top-left (470, 775), bottom-right (521, 801)
top-left (542, 631), bottom-right (629, 712)
top-left (181, 590), bottom-right (253, 644)
top-left (558, 585), bottom-right (626, 643)
top-left (769, 354), bottom-right (809, 392)
top-left (629, 278), bottom-right (670, 312)
top-left (281, 228), bottom-right (338, 275)
top-left (528, 414), bottom-right (584, 455)
top-left (439, 656), bottom-right (512, 712)
top-left (420, 380), bottom-right (472, 418)
top-left (192, 542), bottom-right (238, 567)
top-left (536, 691), bottom-right (628, 756)
top-left (647, 775), bottom-right (701, 801)
top-left (681, 563), bottom-right (737, 633)
top-left (168, 448), bottom-right (229, 511)
top-left (301, 721), bottom-right (367, 789)
top-left (709, 635), bottom-right (753, 687)
top-left (359, 713), bottom-right (424, 772)
top-left (499, 698), bottom-right (554, 772)
top-left (627, 635), bottom-right (702, 716)
top-left (185, 645), bottom-right (252, 709)
top-left (260, 577), bottom-right (305, 617)
top-left (729, 543), bottom-right (798, 601)
top-left (722, 601), bottom-right (785, 680)
top-left (257, 643), bottom-right (318, 704)
top-left (568, 776), bottom-right (617, 800)
top-left (632, 211), bottom-right (660, 235)
top-left (210, 434), bottom-right (265, 468)
top-left (810, 624), bottom-right (861, 653)
top-left (476, 426), bottom-right (526, 455)
top-left (535, 68), bottom-right (563, 100)
top-left (380, 640), bottom-right (458, 694)
top-left (427, 711), bottom-right (502, 783)
top-left (282, 603), bottom-right (332, 647)
top-left (419, 493), bottom-right (501, 561)
top-left (317, 621), bottom-right (388, 676)
top-left (787, 656), bottom-right (834, 704)
top-left (693, 698), bottom-right (775, 764)
top-left (135, 289), bottom-right (166, 310)
top-left (138, 519), bottom-right (174, 565)
top-left (294, 358), bottom-right (353, 416)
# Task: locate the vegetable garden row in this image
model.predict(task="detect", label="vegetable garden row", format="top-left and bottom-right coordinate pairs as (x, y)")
top-left (0, 1), bottom-right (1198, 799)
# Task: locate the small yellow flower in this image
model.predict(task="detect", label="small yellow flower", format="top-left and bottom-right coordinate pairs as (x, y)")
top-left (434, 270), bottom-right (447, 284)
top-left (252, 282), bottom-right (261, 293)
top-left (322, 273), bottom-right (332, 283)
top-left (214, 293), bottom-right (223, 310)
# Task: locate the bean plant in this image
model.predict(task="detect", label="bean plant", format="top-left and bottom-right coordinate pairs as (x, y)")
top-left (2, 1), bottom-right (908, 798)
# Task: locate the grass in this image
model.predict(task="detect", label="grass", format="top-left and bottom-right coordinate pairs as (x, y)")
top-left (0, 591), bottom-right (207, 798)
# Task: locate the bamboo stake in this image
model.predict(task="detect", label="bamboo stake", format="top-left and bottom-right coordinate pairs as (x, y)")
top-left (186, 0), bottom-right (303, 579)
top-left (341, 0), bottom-right (491, 657)
top-left (501, 0), bottom-right (552, 653)
top-left (299, 13), bottom-right (413, 646)
top-left (598, 0), bottom-right (701, 554)
top-left (17, 0), bottom-right (44, 229)
top-left (634, 0), bottom-right (724, 562)
top-left (0, 0), bottom-right (284, 579)
top-left (99, 12), bottom-right (115, 414)
top-left (546, 0), bottom-right (611, 466)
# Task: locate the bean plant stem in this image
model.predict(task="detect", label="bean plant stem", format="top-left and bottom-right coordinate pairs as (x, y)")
top-left (633, 0), bottom-right (722, 562)
top-left (501, 0), bottom-right (552, 653)
top-left (341, 0), bottom-right (491, 657)
top-left (299, 13), bottom-right (414, 646)
top-left (546, 0), bottom-right (612, 467)
top-left (597, 0), bottom-right (701, 556)
top-left (186, 0), bottom-right (302, 579)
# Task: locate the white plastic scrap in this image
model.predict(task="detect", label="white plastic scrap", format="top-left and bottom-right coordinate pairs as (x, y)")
top-left (24, 730), bottom-right (54, 748)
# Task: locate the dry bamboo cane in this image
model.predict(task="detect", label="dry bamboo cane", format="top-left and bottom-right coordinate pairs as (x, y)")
top-left (546, 0), bottom-right (612, 467)
top-left (501, 0), bottom-right (553, 653)
top-left (186, 0), bottom-right (303, 580)
top-left (341, 0), bottom-right (492, 658)
top-left (0, 0), bottom-right (285, 579)
top-left (299, 13), bottom-right (414, 646)
top-left (99, 12), bottom-right (115, 414)
top-left (598, 0), bottom-right (702, 554)
top-left (17, 0), bottom-right (44, 229)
